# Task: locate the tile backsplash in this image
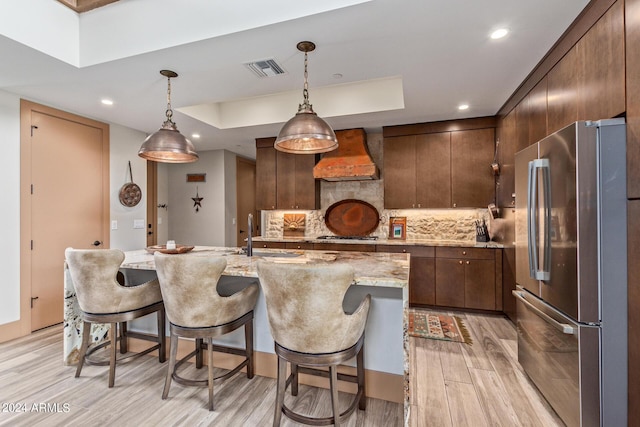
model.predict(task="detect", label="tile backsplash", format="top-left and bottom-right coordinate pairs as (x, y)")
top-left (262, 208), bottom-right (490, 241)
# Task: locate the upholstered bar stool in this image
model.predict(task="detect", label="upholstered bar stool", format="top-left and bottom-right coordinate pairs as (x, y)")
top-left (154, 253), bottom-right (259, 411)
top-left (64, 248), bottom-right (166, 388)
top-left (257, 261), bottom-right (371, 426)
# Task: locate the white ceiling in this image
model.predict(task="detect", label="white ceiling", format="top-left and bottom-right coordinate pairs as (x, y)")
top-left (1, 0), bottom-right (589, 159)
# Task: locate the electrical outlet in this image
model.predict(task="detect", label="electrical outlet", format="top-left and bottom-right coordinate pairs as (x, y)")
top-left (158, 217), bottom-right (162, 225)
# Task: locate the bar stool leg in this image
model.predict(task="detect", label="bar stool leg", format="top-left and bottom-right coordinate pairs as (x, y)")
top-left (119, 321), bottom-right (128, 354)
top-left (207, 337), bottom-right (214, 411)
top-left (75, 321), bottom-right (91, 378)
top-left (163, 331), bottom-right (179, 399)
top-left (273, 356), bottom-right (287, 427)
top-left (329, 365), bottom-right (341, 426)
top-left (195, 338), bottom-right (204, 369)
top-left (245, 318), bottom-right (254, 379)
top-left (108, 322), bottom-right (118, 388)
top-left (357, 344), bottom-right (366, 410)
top-left (157, 305), bottom-right (166, 363)
top-left (291, 364), bottom-right (299, 396)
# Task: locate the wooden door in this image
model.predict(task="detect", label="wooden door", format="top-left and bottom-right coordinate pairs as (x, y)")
top-left (255, 138), bottom-right (277, 210)
top-left (435, 258), bottom-right (465, 307)
top-left (415, 132), bottom-right (451, 208)
top-left (464, 259), bottom-right (496, 310)
top-left (450, 128), bottom-right (495, 208)
top-left (384, 135), bottom-right (416, 208)
top-left (293, 154), bottom-right (319, 210)
top-left (28, 104), bottom-right (109, 331)
top-left (236, 157), bottom-right (256, 246)
top-left (276, 150), bottom-right (296, 209)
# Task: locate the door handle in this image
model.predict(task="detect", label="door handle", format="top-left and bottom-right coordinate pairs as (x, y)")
top-left (512, 290), bottom-right (575, 335)
top-left (239, 229), bottom-right (245, 233)
top-left (527, 159), bottom-right (551, 281)
top-left (92, 240), bottom-right (102, 247)
top-left (147, 231), bottom-right (154, 236)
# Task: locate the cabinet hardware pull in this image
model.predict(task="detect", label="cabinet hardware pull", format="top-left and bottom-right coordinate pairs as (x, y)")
top-left (462, 251), bottom-right (466, 255)
top-left (459, 260), bottom-right (463, 265)
top-left (466, 261), bottom-right (470, 265)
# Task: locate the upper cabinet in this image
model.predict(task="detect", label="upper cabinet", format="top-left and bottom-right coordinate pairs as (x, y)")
top-left (383, 118), bottom-right (495, 209)
top-left (255, 137), bottom-right (319, 210)
top-left (450, 128), bottom-right (495, 208)
top-left (383, 133), bottom-right (451, 208)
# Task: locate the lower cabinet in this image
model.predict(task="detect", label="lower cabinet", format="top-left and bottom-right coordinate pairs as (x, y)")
top-left (313, 243), bottom-right (376, 252)
top-left (285, 242), bottom-right (314, 250)
top-left (256, 241), bottom-right (286, 249)
top-left (435, 247), bottom-right (501, 311)
top-left (377, 245), bottom-right (435, 306)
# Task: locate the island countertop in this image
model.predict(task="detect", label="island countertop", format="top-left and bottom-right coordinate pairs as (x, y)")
top-left (122, 246), bottom-right (410, 289)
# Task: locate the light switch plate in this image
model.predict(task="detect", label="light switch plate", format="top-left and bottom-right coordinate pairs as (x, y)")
top-left (133, 219), bottom-right (145, 229)
top-left (111, 220), bottom-right (118, 230)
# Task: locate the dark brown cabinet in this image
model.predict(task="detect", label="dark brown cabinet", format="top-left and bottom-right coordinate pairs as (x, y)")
top-left (435, 247), bottom-right (500, 311)
top-left (255, 138), bottom-right (319, 210)
top-left (285, 242), bottom-right (314, 250)
top-left (383, 125), bottom-right (495, 208)
top-left (450, 128), bottom-right (495, 208)
top-left (255, 138), bottom-right (277, 210)
top-left (384, 133), bottom-right (451, 208)
top-left (256, 241), bottom-right (287, 249)
top-left (313, 243), bottom-right (376, 252)
top-left (377, 245), bottom-right (435, 306)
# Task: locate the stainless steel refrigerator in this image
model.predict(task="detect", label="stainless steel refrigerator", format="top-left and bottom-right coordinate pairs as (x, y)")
top-left (514, 119), bottom-right (627, 427)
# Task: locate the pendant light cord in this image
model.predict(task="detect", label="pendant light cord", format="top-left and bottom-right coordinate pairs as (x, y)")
top-left (165, 76), bottom-right (174, 124)
top-left (299, 51), bottom-right (314, 112)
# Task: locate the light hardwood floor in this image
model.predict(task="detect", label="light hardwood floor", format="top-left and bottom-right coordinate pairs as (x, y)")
top-left (0, 311), bottom-right (562, 426)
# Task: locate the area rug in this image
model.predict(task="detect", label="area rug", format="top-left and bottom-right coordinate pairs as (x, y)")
top-left (408, 310), bottom-right (472, 345)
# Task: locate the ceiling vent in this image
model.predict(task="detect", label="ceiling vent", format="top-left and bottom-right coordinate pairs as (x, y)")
top-left (244, 59), bottom-right (286, 78)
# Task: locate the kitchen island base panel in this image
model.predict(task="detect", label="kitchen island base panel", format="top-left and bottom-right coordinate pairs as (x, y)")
top-left (126, 277), bottom-right (404, 375)
top-left (124, 335), bottom-right (404, 404)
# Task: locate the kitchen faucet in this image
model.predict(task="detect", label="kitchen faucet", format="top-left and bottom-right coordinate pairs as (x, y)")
top-left (247, 213), bottom-right (253, 257)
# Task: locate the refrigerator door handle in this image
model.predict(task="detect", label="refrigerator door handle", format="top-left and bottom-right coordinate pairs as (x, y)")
top-left (512, 290), bottom-right (576, 335)
top-left (528, 159), bottom-right (551, 281)
top-left (527, 160), bottom-right (537, 279)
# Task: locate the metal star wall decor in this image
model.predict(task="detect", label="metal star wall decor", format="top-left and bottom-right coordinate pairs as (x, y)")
top-left (192, 186), bottom-right (203, 212)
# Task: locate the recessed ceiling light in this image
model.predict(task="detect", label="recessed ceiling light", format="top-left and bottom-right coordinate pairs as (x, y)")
top-left (333, 73), bottom-right (343, 79)
top-left (490, 28), bottom-right (509, 40)
top-left (191, 133), bottom-right (200, 139)
top-left (101, 99), bottom-right (113, 106)
top-left (458, 104), bottom-right (469, 111)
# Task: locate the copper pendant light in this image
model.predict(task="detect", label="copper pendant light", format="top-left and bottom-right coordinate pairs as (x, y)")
top-left (138, 70), bottom-right (199, 163)
top-left (274, 41), bottom-right (338, 154)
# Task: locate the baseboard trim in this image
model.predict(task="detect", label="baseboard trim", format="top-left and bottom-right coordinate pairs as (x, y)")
top-left (128, 336), bottom-right (403, 404)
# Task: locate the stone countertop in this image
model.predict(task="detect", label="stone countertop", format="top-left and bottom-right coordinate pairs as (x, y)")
top-left (252, 236), bottom-right (503, 249)
top-left (122, 246), bottom-right (410, 289)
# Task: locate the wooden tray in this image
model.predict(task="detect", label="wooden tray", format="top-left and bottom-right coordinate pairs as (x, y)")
top-left (324, 199), bottom-right (379, 236)
top-left (145, 245), bottom-right (194, 254)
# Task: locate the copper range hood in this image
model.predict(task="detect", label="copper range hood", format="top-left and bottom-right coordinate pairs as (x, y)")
top-left (313, 128), bottom-right (379, 181)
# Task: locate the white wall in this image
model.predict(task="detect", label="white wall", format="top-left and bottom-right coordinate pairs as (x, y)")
top-left (167, 149), bottom-right (235, 247)
top-left (224, 150), bottom-right (238, 246)
top-left (109, 124), bottom-right (149, 251)
top-left (0, 91), bottom-right (21, 324)
top-left (156, 162), bottom-right (169, 244)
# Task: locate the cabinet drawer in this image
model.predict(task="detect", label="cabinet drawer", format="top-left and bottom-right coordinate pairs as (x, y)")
top-left (313, 243), bottom-right (376, 252)
top-left (257, 241), bottom-right (286, 249)
top-left (285, 242), bottom-right (314, 250)
top-left (436, 247), bottom-right (495, 260)
top-left (376, 245), bottom-right (434, 257)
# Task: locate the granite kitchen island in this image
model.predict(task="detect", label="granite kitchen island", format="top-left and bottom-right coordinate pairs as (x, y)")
top-left (63, 246), bottom-right (411, 423)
